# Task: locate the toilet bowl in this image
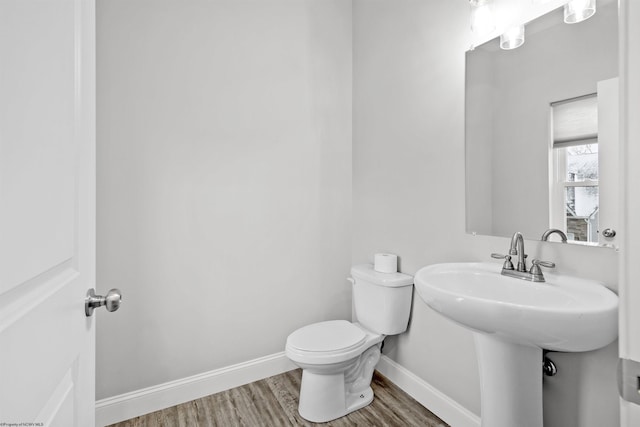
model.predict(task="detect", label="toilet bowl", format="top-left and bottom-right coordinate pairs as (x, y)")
top-left (285, 320), bottom-right (384, 422)
top-left (285, 264), bottom-right (413, 423)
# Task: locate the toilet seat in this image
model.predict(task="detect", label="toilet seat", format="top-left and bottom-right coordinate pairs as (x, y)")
top-left (286, 320), bottom-right (375, 365)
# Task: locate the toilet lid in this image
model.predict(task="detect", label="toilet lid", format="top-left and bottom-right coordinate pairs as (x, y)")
top-left (287, 320), bottom-right (366, 353)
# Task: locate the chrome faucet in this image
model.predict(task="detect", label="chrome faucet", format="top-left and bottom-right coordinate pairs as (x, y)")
top-left (491, 232), bottom-right (556, 282)
top-left (509, 231), bottom-right (527, 272)
top-left (541, 228), bottom-right (568, 243)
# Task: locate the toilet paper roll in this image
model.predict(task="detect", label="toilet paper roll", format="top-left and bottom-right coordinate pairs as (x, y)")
top-left (374, 253), bottom-right (398, 273)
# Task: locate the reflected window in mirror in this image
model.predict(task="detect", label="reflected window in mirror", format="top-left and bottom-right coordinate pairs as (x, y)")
top-left (551, 144), bottom-right (600, 242)
top-left (550, 95), bottom-right (599, 243)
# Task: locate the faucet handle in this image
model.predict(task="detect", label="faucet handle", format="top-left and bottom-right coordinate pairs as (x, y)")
top-left (531, 259), bottom-right (555, 269)
top-left (529, 259), bottom-right (555, 281)
top-left (491, 253), bottom-right (514, 270)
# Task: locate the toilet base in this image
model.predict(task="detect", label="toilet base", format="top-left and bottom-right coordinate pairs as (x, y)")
top-left (346, 385), bottom-right (374, 414)
top-left (298, 372), bottom-right (375, 423)
top-left (297, 344), bottom-right (381, 423)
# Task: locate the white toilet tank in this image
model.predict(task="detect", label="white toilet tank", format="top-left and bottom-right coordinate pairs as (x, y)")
top-left (351, 264), bottom-right (414, 335)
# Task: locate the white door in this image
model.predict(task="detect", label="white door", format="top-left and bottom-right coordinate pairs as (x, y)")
top-left (0, 0), bottom-right (97, 425)
top-left (620, 0), bottom-right (640, 425)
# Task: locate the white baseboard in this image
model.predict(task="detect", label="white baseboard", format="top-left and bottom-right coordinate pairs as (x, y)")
top-left (377, 355), bottom-right (481, 427)
top-left (95, 351), bottom-right (478, 427)
top-left (95, 352), bottom-right (296, 427)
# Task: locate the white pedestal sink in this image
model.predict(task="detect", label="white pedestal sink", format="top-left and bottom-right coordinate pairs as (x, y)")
top-left (415, 262), bottom-right (618, 427)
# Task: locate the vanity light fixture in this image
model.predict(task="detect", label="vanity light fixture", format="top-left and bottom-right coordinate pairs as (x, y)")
top-left (564, 0), bottom-right (596, 24)
top-left (500, 25), bottom-right (525, 50)
top-left (469, 0), bottom-right (495, 36)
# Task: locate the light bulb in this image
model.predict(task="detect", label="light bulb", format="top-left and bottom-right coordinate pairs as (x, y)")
top-left (564, 0), bottom-right (596, 24)
top-left (470, 0), bottom-right (496, 36)
top-left (500, 25), bottom-right (525, 50)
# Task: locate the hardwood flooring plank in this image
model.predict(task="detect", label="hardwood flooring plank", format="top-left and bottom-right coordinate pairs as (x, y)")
top-left (207, 388), bottom-right (243, 426)
top-left (370, 374), bottom-right (448, 427)
top-left (264, 370), bottom-right (313, 427)
top-left (244, 378), bottom-right (293, 426)
top-left (108, 369), bottom-right (449, 427)
top-left (175, 401), bottom-right (199, 427)
top-left (157, 404), bottom-right (179, 426)
top-left (193, 395), bottom-right (220, 427)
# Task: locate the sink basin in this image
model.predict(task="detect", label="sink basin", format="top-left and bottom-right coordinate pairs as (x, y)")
top-left (414, 262), bottom-right (618, 352)
top-left (414, 262), bottom-right (619, 427)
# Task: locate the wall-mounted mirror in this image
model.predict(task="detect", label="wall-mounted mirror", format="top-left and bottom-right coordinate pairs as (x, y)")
top-left (465, 0), bottom-right (618, 246)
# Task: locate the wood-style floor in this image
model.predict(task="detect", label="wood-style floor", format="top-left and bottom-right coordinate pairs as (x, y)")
top-left (108, 369), bottom-right (449, 427)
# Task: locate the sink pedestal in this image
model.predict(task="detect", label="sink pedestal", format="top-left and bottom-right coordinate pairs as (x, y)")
top-left (474, 334), bottom-right (543, 427)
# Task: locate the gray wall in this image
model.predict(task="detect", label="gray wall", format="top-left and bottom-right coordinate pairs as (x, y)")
top-left (96, 0), bottom-right (353, 399)
top-left (352, 0), bottom-right (480, 413)
top-left (465, 47), bottom-right (495, 237)
top-left (353, 0), bottom-right (619, 425)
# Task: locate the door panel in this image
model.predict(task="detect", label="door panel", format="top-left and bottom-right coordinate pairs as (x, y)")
top-left (0, 0), bottom-right (77, 294)
top-left (0, 0), bottom-right (96, 425)
top-left (620, 0), bottom-right (640, 424)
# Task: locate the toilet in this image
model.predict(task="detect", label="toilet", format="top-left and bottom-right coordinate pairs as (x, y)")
top-left (285, 264), bottom-right (414, 423)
